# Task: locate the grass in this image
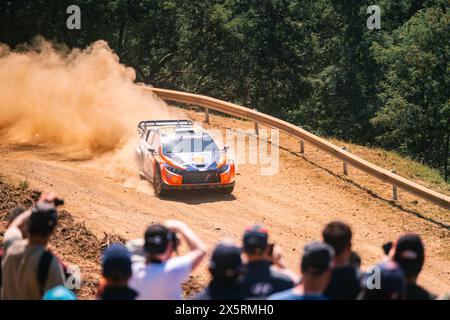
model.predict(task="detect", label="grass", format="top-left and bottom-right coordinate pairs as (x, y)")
top-left (187, 107), bottom-right (450, 196)
top-left (330, 138), bottom-right (450, 196)
top-left (18, 180), bottom-right (29, 191)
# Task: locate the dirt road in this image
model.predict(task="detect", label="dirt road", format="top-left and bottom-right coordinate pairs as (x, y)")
top-left (0, 108), bottom-right (448, 295)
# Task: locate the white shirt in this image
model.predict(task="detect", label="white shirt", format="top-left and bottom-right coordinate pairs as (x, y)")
top-left (3, 227), bottom-right (23, 252)
top-left (129, 255), bottom-right (193, 300)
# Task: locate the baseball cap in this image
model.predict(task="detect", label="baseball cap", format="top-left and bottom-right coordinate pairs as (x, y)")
top-left (301, 241), bottom-right (335, 276)
top-left (27, 203), bottom-right (58, 236)
top-left (43, 285), bottom-right (77, 300)
top-left (144, 224), bottom-right (171, 254)
top-left (209, 243), bottom-right (243, 279)
top-left (102, 244), bottom-right (132, 279)
top-left (243, 225), bottom-right (268, 254)
top-left (393, 233), bottom-right (425, 277)
top-left (361, 261), bottom-right (406, 300)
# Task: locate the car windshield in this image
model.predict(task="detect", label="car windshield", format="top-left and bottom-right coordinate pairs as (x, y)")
top-left (162, 135), bottom-right (219, 154)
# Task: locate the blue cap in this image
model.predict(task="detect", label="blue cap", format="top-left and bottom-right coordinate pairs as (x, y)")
top-left (362, 261), bottom-right (406, 299)
top-left (43, 285), bottom-right (77, 300)
top-left (210, 244), bottom-right (243, 278)
top-left (376, 261), bottom-right (406, 293)
top-left (144, 224), bottom-right (171, 254)
top-left (243, 225), bottom-right (269, 254)
top-left (301, 241), bottom-right (335, 275)
top-left (102, 244), bottom-right (132, 279)
top-left (393, 233), bottom-right (425, 277)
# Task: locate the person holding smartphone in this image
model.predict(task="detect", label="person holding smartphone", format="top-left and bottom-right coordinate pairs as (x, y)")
top-left (240, 224), bottom-right (295, 299)
top-left (126, 220), bottom-right (207, 300)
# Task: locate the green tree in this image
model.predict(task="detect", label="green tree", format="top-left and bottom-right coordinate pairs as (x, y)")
top-left (371, 6), bottom-right (450, 175)
top-left (174, 0), bottom-right (314, 118)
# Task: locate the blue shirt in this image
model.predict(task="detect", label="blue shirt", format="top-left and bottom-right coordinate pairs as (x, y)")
top-left (240, 260), bottom-right (294, 299)
top-left (268, 289), bottom-right (329, 300)
top-left (324, 266), bottom-right (361, 300)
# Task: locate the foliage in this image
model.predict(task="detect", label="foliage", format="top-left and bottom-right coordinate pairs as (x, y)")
top-left (371, 6), bottom-right (449, 170)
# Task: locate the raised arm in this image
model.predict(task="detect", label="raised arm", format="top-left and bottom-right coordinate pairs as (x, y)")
top-left (164, 220), bottom-right (207, 271)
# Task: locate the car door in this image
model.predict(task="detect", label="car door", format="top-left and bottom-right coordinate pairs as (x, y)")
top-left (136, 130), bottom-right (147, 172)
top-left (148, 133), bottom-right (161, 179)
top-left (145, 130), bottom-right (161, 179)
top-left (142, 130), bottom-right (156, 178)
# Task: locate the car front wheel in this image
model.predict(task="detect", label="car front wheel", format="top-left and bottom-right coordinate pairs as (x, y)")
top-left (218, 185), bottom-right (234, 194)
top-left (153, 168), bottom-right (169, 197)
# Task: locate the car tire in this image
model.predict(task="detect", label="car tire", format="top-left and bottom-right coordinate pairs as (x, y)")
top-left (219, 185), bottom-right (234, 194)
top-left (153, 167), bottom-right (169, 197)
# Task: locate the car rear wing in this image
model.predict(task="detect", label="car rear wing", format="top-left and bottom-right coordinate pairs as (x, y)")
top-left (137, 119), bottom-right (193, 135)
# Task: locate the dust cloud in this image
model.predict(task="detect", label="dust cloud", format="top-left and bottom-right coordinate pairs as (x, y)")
top-left (0, 37), bottom-right (177, 156)
top-left (0, 37), bottom-right (182, 191)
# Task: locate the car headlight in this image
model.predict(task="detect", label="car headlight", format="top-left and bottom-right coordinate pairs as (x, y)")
top-left (164, 163), bottom-right (184, 175)
top-left (217, 163), bottom-right (230, 174)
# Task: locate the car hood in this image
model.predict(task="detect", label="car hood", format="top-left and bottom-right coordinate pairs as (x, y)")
top-left (167, 151), bottom-right (220, 169)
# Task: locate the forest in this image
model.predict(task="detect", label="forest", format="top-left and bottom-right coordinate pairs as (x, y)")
top-left (0, 0), bottom-right (448, 179)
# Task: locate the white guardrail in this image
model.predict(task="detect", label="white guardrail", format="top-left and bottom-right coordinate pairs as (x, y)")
top-left (145, 87), bottom-right (450, 210)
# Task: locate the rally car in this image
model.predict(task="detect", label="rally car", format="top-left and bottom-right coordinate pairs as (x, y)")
top-left (135, 119), bottom-right (235, 196)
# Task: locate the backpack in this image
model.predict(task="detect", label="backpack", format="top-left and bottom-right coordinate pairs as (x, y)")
top-left (38, 250), bottom-right (72, 296)
top-left (37, 250), bottom-right (54, 295)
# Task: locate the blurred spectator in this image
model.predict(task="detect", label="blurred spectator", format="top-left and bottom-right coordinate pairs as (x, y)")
top-left (127, 220), bottom-right (207, 299)
top-left (43, 285), bottom-right (77, 300)
top-left (6, 207), bottom-right (26, 228)
top-left (98, 244), bottom-right (137, 300)
top-left (3, 207), bottom-right (27, 252)
top-left (437, 292), bottom-right (450, 300)
top-left (269, 245), bottom-right (301, 283)
top-left (0, 207), bottom-right (26, 291)
top-left (240, 225), bottom-right (295, 299)
top-left (359, 261), bottom-right (406, 300)
top-left (1, 194), bottom-right (66, 299)
top-left (391, 234), bottom-right (436, 300)
top-left (193, 242), bottom-right (245, 300)
top-left (269, 241), bottom-right (334, 300)
top-left (349, 251), bottom-right (361, 270)
top-left (322, 221), bottom-right (361, 300)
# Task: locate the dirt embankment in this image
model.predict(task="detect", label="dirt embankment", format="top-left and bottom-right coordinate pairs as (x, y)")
top-left (0, 179), bottom-right (203, 299)
top-left (0, 178), bottom-right (119, 298)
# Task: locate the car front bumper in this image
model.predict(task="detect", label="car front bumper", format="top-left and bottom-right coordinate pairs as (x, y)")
top-left (160, 181), bottom-right (235, 190)
top-left (160, 163), bottom-right (235, 189)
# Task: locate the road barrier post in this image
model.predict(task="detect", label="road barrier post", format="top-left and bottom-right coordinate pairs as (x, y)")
top-left (253, 108), bottom-right (259, 136)
top-left (342, 147), bottom-right (348, 176)
top-left (204, 107), bottom-right (210, 123)
top-left (391, 170), bottom-right (398, 201)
